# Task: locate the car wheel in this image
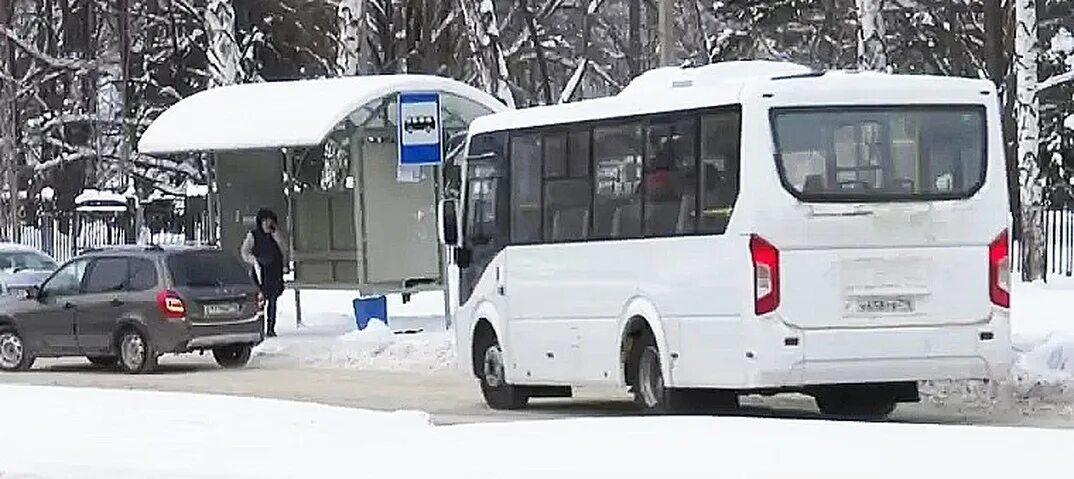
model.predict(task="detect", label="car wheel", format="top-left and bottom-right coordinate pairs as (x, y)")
top-left (477, 337), bottom-right (528, 410)
top-left (0, 328), bottom-right (34, 372)
top-left (117, 328), bottom-right (158, 374)
top-left (213, 345), bottom-right (253, 369)
top-left (87, 356), bottom-right (118, 368)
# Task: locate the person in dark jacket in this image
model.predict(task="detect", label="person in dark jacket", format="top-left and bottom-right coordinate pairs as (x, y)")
top-left (240, 208), bottom-right (287, 337)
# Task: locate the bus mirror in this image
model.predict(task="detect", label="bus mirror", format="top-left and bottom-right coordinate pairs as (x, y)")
top-left (439, 199), bottom-right (460, 247)
top-left (455, 247), bottom-right (472, 269)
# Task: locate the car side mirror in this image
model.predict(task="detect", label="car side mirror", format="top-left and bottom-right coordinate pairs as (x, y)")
top-left (438, 198), bottom-right (461, 247)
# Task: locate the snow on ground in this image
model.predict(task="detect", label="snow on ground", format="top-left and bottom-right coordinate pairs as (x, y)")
top-left (251, 290), bottom-right (455, 373)
top-left (246, 279), bottom-right (1074, 411)
top-left (3, 384), bottom-right (1074, 478)
top-left (1005, 278), bottom-right (1074, 405)
top-left (923, 278), bottom-right (1074, 410)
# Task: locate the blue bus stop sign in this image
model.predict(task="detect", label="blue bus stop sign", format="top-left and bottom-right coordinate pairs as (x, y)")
top-left (398, 92), bottom-right (443, 166)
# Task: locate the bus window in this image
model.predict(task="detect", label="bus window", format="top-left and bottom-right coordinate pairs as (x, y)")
top-left (544, 130), bottom-right (591, 242)
top-left (593, 123), bottom-right (643, 239)
top-left (699, 111), bottom-right (741, 234)
top-left (644, 118), bottom-right (697, 236)
top-left (510, 133), bottom-right (543, 243)
top-left (772, 106), bottom-right (985, 201)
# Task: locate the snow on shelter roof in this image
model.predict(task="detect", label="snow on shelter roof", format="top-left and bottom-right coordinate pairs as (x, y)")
top-left (137, 75), bottom-right (508, 154)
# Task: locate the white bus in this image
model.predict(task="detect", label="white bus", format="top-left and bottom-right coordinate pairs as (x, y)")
top-left (439, 61), bottom-right (1012, 418)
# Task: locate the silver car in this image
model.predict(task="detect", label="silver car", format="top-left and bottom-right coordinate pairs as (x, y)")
top-left (0, 244), bottom-right (58, 297)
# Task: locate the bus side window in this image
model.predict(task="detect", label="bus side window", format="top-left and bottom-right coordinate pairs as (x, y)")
top-left (592, 123), bottom-right (644, 239)
top-left (698, 111), bottom-right (741, 234)
top-left (510, 133), bottom-right (543, 243)
top-left (644, 119), bottom-right (697, 236)
top-left (543, 131), bottom-right (591, 242)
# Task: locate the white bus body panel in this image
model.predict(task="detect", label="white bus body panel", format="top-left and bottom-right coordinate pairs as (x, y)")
top-left (454, 67), bottom-right (1012, 392)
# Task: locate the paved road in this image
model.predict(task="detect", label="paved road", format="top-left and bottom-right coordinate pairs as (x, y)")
top-left (3, 355), bottom-right (1073, 428)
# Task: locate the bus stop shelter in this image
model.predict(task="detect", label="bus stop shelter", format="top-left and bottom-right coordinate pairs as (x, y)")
top-left (137, 75), bottom-right (507, 323)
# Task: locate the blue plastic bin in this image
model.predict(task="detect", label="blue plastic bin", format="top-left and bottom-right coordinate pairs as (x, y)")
top-left (353, 296), bottom-right (388, 330)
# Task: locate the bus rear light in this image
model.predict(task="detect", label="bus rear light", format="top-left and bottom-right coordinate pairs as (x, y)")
top-left (989, 229), bottom-right (1010, 308)
top-left (750, 234), bottom-right (780, 316)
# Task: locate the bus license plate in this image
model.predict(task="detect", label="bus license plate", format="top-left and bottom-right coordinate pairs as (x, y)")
top-left (205, 303), bottom-right (239, 316)
top-left (848, 297), bottom-right (914, 314)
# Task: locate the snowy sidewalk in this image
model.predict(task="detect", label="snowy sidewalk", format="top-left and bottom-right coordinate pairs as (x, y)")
top-left (251, 290), bottom-right (455, 373)
top-left (2, 384), bottom-right (1074, 478)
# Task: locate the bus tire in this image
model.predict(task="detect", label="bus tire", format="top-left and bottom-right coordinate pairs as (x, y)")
top-left (476, 336), bottom-right (528, 410)
top-left (632, 338), bottom-right (688, 413)
top-left (814, 387), bottom-right (898, 420)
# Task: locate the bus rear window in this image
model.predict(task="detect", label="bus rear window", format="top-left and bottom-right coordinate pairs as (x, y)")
top-left (772, 106), bottom-right (986, 202)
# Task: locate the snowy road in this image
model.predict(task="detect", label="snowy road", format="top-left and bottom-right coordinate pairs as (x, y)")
top-left (3, 355), bottom-right (1074, 428)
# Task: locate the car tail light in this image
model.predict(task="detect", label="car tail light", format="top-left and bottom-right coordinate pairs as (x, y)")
top-left (750, 234), bottom-right (780, 316)
top-left (989, 229), bottom-right (1010, 308)
top-left (156, 290), bottom-right (187, 320)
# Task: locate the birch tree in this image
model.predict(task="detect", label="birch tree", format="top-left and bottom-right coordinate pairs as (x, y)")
top-left (337, 0), bottom-right (367, 76)
top-left (94, 0), bottom-right (128, 189)
top-left (205, 0), bottom-right (241, 87)
top-left (460, 0), bottom-right (515, 107)
top-left (856, 0), bottom-right (887, 71)
top-left (1016, 0), bottom-right (1045, 280)
top-left (0, 1), bottom-right (16, 239)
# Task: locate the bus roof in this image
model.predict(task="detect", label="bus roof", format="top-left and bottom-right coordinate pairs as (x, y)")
top-left (468, 61), bottom-right (996, 135)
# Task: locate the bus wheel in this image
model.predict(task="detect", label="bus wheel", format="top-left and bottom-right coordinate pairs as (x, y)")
top-left (814, 387), bottom-right (898, 420)
top-left (633, 336), bottom-right (693, 413)
top-left (478, 337), bottom-right (528, 410)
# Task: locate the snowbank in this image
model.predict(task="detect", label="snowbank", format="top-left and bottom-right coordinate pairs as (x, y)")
top-left (2, 384), bottom-right (1073, 478)
top-left (252, 290), bottom-right (455, 373)
top-left (925, 279), bottom-right (1074, 409)
top-left (1006, 279), bottom-right (1074, 403)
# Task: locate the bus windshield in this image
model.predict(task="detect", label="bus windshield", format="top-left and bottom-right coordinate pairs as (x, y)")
top-left (772, 106), bottom-right (986, 202)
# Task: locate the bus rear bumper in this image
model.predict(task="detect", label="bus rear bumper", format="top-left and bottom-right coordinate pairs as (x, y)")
top-left (739, 310), bottom-right (1012, 390)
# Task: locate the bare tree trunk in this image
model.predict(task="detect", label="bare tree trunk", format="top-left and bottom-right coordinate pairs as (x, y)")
top-left (985, 0), bottom-right (1019, 227)
top-left (205, 0), bottom-right (241, 87)
top-left (94, 0), bottom-right (126, 190)
top-left (1016, 0), bottom-right (1044, 281)
top-left (337, 0), bottom-right (367, 75)
top-left (657, 0), bottom-right (672, 67)
top-left (521, 0), bottom-right (551, 104)
top-left (1, 2), bottom-right (16, 240)
top-left (628, 0), bottom-right (640, 78)
top-left (337, 0), bottom-right (367, 76)
top-left (855, 0), bottom-right (887, 71)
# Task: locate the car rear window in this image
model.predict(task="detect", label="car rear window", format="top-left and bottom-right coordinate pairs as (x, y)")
top-left (168, 251), bottom-right (253, 287)
top-left (772, 106), bottom-right (987, 202)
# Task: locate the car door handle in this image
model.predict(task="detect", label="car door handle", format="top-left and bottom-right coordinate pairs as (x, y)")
top-left (110, 298), bottom-right (124, 307)
top-left (63, 302), bottom-right (75, 310)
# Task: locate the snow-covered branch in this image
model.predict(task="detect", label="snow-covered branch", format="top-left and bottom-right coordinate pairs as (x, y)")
top-left (1039, 71), bottom-right (1074, 94)
top-left (1, 26), bottom-right (97, 72)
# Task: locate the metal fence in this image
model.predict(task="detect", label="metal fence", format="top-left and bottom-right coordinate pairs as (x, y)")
top-left (0, 212), bottom-right (214, 263)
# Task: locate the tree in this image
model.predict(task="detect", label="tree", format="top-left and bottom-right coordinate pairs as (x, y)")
top-left (337, 0), bottom-right (367, 75)
top-left (460, 0), bottom-right (515, 107)
top-left (0, 0), bottom-right (16, 239)
top-left (1016, 0), bottom-right (1045, 280)
top-left (205, 0), bottom-right (241, 86)
top-left (856, 0), bottom-right (887, 71)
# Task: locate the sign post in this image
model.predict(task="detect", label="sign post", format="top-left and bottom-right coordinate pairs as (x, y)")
top-left (398, 92), bottom-right (443, 166)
